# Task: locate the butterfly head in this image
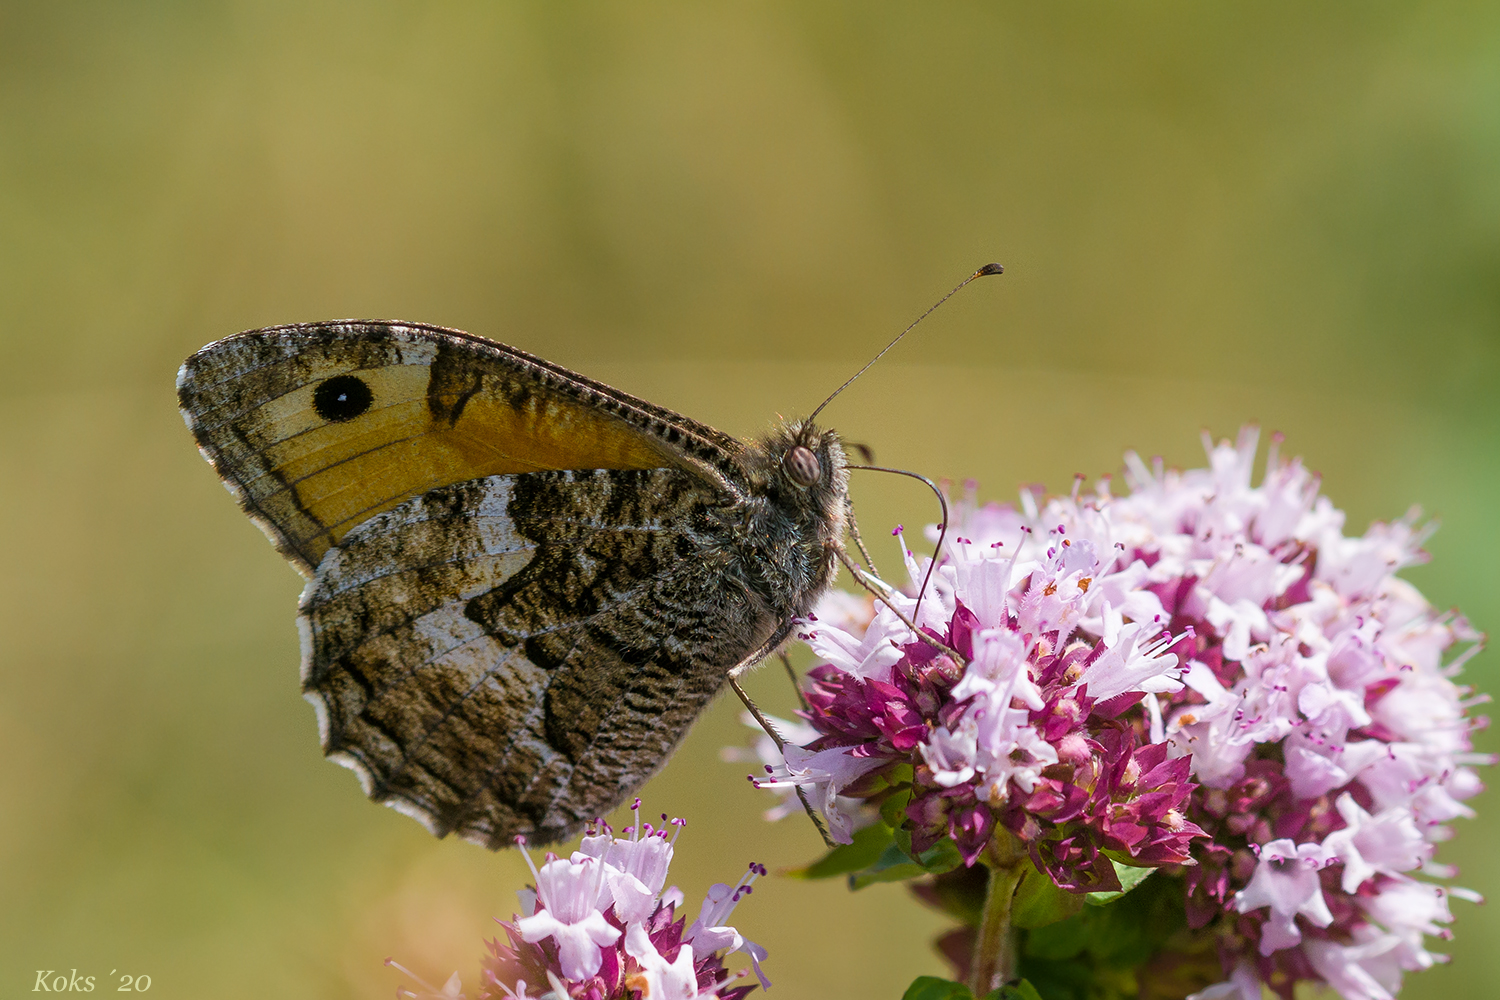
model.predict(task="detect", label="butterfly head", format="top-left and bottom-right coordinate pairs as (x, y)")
top-left (766, 417), bottom-right (845, 486)
top-left (743, 418), bottom-right (848, 543)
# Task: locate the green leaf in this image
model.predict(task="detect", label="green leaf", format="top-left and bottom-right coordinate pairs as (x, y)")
top-left (849, 841), bottom-right (928, 888)
top-left (909, 860), bottom-right (990, 925)
top-left (1015, 954), bottom-right (1105, 1000)
top-left (902, 976), bottom-right (975, 1000)
top-left (1022, 910), bottom-right (1092, 960)
top-left (787, 821), bottom-right (896, 880)
top-left (848, 834), bottom-right (964, 888)
top-left (913, 836), bottom-right (965, 874)
top-left (1084, 860), bottom-right (1155, 906)
top-left (881, 774), bottom-right (915, 832)
top-left (1077, 869), bottom-right (1184, 966)
top-left (1018, 868), bottom-right (1189, 984)
top-left (1011, 860), bottom-right (1085, 930)
top-left (892, 823), bottom-right (913, 857)
top-left (881, 791), bottom-right (911, 830)
top-left (845, 813), bottom-right (966, 887)
top-left (991, 980), bottom-right (1045, 1000)
top-left (977, 980), bottom-right (1046, 1000)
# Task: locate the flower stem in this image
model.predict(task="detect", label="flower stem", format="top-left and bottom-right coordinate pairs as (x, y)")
top-left (968, 829), bottom-right (1026, 996)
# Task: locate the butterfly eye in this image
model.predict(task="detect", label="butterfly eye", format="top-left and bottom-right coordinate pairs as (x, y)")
top-left (313, 375), bottom-right (373, 422)
top-left (783, 445), bottom-right (821, 487)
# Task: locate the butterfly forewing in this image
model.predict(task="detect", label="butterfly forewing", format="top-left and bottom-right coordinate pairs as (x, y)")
top-left (176, 322), bottom-right (740, 574)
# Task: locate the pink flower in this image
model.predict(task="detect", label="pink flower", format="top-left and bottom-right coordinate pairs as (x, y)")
top-left (738, 427), bottom-right (1489, 1000)
top-left (576, 816), bottom-right (679, 923)
top-left (624, 922), bottom-right (700, 1000)
top-left (742, 484), bottom-right (1204, 886)
top-left (1186, 962), bottom-right (1263, 1000)
top-left (1103, 429), bottom-right (1486, 998)
top-left (515, 855), bottom-right (621, 980)
top-left (385, 801), bottom-right (767, 1000)
top-left (752, 744), bottom-right (887, 843)
top-left (1320, 793), bottom-right (1429, 893)
top-left (1232, 839), bottom-right (1336, 954)
top-left (685, 864), bottom-right (772, 990)
top-left (1302, 931), bottom-right (1402, 1000)
top-left (486, 807), bottom-right (766, 999)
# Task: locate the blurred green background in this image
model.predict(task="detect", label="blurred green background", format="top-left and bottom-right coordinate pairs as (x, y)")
top-left (2, 3), bottom-right (1497, 998)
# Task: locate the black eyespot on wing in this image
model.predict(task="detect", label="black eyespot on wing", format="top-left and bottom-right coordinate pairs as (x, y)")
top-left (313, 375), bottom-right (373, 422)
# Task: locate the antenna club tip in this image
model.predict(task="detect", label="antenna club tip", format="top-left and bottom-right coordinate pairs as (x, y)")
top-left (977, 262), bottom-right (1005, 276)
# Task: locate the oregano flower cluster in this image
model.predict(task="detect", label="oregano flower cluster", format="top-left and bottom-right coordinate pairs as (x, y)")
top-left (744, 429), bottom-right (1489, 1000)
top-left (391, 801), bottom-right (769, 1000)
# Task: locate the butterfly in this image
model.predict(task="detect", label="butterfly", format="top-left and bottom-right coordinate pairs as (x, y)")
top-left (177, 321), bottom-right (851, 847)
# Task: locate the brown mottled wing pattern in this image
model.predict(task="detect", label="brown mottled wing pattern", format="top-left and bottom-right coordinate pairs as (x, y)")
top-left (302, 468), bottom-right (776, 846)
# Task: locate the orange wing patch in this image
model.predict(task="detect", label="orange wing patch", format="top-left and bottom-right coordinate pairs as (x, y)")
top-left (261, 364), bottom-right (668, 554)
top-left (180, 327), bottom-right (674, 574)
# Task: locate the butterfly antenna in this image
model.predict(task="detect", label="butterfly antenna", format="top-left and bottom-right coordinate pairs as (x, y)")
top-left (846, 464), bottom-right (951, 625)
top-left (804, 262), bottom-right (1004, 430)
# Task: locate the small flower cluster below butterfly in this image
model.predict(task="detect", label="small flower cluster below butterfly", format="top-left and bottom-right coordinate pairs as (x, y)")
top-left (391, 800), bottom-right (768, 1000)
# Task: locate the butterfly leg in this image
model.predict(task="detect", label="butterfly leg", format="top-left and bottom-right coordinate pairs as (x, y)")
top-left (845, 503), bottom-right (881, 577)
top-left (835, 549), bottom-right (967, 663)
top-left (777, 650), bottom-right (810, 712)
top-left (727, 674), bottom-right (835, 850)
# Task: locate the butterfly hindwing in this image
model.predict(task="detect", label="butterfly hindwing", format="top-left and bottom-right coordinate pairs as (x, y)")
top-left (300, 468), bottom-right (777, 846)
